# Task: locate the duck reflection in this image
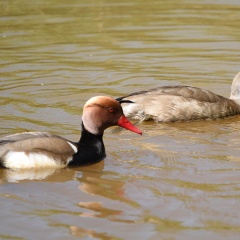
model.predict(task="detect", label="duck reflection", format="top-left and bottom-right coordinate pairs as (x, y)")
top-left (70, 225), bottom-right (115, 239)
top-left (0, 160), bottom-right (105, 183)
top-left (69, 163), bottom-right (135, 239)
top-left (1, 167), bottom-right (58, 183)
top-left (0, 159), bottom-right (137, 240)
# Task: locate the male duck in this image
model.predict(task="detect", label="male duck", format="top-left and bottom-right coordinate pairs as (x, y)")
top-left (0, 96), bottom-right (142, 169)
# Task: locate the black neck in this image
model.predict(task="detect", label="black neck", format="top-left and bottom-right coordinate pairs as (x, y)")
top-left (68, 123), bottom-right (106, 166)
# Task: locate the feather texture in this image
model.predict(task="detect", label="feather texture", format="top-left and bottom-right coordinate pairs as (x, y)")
top-left (117, 72), bottom-right (240, 122)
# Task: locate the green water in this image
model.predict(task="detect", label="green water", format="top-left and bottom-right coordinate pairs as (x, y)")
top-left (1, 0), bottom-right (240, 239)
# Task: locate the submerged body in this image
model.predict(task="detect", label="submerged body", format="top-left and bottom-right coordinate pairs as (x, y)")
top-left (0, 96), bottom-right (142, 169)
top-left (117, 72), bottom-right (240, 122)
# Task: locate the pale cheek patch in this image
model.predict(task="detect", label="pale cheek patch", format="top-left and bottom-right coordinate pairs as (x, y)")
top-left (4, 151), bottom-right (66, 169)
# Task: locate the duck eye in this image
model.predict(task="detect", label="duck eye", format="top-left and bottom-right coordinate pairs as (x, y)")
top-left (108, 107), bottom-right (116, 113)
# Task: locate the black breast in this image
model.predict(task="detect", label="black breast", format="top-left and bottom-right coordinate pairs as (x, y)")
top-left (69, 125), bottom-right (106, 166)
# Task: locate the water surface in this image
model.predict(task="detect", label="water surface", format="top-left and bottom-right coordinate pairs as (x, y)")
top-left (1, 0), bottom-right (240, 239)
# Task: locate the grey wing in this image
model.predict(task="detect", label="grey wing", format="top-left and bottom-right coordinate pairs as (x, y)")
top-left (0, 132), bottom-right (62, 143)
top-left (0, 132), bottom-right (77, 167)
top-left (117, 86), bottom-right (226, 103)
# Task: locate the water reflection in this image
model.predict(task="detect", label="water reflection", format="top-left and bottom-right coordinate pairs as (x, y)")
top-left (1, 0), bottom-right (240, 239)
top-left (1, 168), bottom-right (58, 183)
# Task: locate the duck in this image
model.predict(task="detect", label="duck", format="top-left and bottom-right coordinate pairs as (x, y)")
top-left (116, 72), bottom-right (240, 122)
top-left (0, 96), bottom-right (142, 169)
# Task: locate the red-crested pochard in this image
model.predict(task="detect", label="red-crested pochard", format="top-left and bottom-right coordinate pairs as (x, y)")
top-left (116, 72), bottom-right (240, 122)
top-left (0, 96), bottom-right (142, 169)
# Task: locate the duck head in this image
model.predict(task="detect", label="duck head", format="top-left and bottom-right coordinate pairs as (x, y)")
top-left (82, 96), bottom-right (142, 135)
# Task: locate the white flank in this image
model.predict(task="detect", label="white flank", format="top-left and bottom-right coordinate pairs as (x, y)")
top-left (67, 141), bottom-right (78, 153)
top-left (4, 151), bottom-right (66, 169)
